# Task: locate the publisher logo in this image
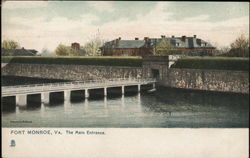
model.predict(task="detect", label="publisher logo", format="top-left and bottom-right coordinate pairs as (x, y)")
top-left (10, 140), bottom-right (16, 147)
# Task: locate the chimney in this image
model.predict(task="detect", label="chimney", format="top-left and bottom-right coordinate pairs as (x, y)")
top-left (135, 37), bottom-right (139, 40)
top-left (144, 37), bottom-right (149, 46)
top-left (115, 39), bottom-right (119, 47)
top-left (181, 35), bottom-right (186, 42)
top-left (193, 35), bottom-right (197, 38)
top-left (171, 35), bottom-right (175, 38)
top-left (161, 35), bottom-right (166, 38)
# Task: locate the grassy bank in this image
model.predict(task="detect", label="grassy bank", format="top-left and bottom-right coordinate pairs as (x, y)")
top-left (2, 56), bottom-right (249, 70)
top-left (1, 56), bottom-right (143, 67)
top-left (171, 56), bottom-right (249, 71)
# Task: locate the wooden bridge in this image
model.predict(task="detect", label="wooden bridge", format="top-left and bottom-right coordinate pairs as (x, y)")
top-left (2, 78), bottom-right (156, 106)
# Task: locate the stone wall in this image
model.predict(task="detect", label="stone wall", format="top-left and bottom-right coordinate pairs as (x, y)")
top-left (163, 68), bottom-right (249, 94)
top-left (2, 64), bottom-right (143, 81)
top-left (2, 61), bottom-right (249, 94)
top-left (142, 56), bottom-right (169, 82)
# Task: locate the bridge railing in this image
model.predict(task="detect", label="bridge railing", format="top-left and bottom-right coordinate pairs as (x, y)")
top-left (2, 78), bottom-right (156, 90)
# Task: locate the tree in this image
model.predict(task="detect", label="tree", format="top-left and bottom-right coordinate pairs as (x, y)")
top-left (154, 39), bottom-right (176, 56)
top-left (83, 41), bottom-right (102, 56)
top-left (1, 40), bottom-right (21, 56)
top-left (69, 48), bottom-right (80, 56)
top-left (2, 40), bottom-right (20, 50)
top-left (221, 34), bottom-right (250, 57)
top-left (83, 31), bottom-right (105, 56)
top-left (230, 34), bottom-right (249, 57)
top-left (55, 44), bottom-right (70, 56)
top-left (55, 43), bottom-right (88, 56)
top-left (216, 46), bottom-right (230, 56)
top-left (230, 34), bottom-right (249, 50)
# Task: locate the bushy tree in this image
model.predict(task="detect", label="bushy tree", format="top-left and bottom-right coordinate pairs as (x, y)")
top-left (83, 31), bottom-right (105, 56)
top-left (230, 34), bottom-right (249, 49)
top-left (55, 44), bottom-right (70, 56)
top-left (1, 40), bottom-right (21, 56)
top-left (2, 40), bottom-right (20, 50)
top-left (154, 39), bottom-right (175, 56)
top-left (219, 34), bottom-right (249, 57)
top-left (69, 48), bottom-right (80, 56)
top-left (55, 44), bottom-right (83, 56)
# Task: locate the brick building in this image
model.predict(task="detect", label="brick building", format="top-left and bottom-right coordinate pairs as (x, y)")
top-left (101, 35), bottom-right (216, 56)
top-left (71, 42), bottom-right (80, 51)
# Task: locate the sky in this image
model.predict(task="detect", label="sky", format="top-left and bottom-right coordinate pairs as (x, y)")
top-left (2, 1), bottom-right (249, 52)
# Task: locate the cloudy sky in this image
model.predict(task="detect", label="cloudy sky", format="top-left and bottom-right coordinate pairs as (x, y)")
top-left (2, 1), bottom-right (249, 52)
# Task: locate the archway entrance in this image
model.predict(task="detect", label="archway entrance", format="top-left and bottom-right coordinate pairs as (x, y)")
top-left (151, 69), bottom-right (160, 80)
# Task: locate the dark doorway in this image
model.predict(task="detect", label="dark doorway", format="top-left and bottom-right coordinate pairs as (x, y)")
top-left (151, 69), bottom-right (160, 79)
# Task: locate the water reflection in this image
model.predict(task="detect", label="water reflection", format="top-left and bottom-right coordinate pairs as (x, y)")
top-left (40, 103), bottom-right (46, 117)
top-left (64, 100), bottom-right (72, 114)
top-left (104, 97), bottom-right (107, 108)
top-left (15, 106), bottom-right (20, 115)
top-left (84, 98), bottom-right (89, 111)
top-left (137, 93), bottom-right (142, 112)
top-left (121, 95), bottom-right (125, 108)
top-left (103, 97), bottom-right (109, 116)
top-left (2, 87), bottom-right (249, 128)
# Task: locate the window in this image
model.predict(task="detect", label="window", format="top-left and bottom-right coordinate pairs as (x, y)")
top-left (176, 43), bottom-right (180, 46)
top-left (201, 43), bottom-right (207, 47)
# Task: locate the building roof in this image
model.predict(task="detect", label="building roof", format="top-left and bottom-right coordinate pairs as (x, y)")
top-left (28, 49), bottom-right (38, 54)
top-left (117, 40), bottom-right (145, 48)
top-left (2, 48), bottom-right (37, 56)
top-left (148, 37), bottom-right (214, 49)
top-left (103, 36), bottom-right (215, 49)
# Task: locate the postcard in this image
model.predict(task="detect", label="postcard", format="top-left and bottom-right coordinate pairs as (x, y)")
top-left (1, 1), bottom-right (249, 157)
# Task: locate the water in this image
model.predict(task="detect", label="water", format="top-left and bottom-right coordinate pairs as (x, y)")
top-left (2, 86), bottom-right (249, 128)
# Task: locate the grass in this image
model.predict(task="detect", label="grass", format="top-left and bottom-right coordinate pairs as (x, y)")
top-left (2, 56), bottom-right (249, 71)
top-left (1, 56), bottom-right (143, 67)
top-left (171, 56), bottom-right (249, 71)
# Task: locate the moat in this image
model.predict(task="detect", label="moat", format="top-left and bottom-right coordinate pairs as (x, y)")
top-left (1, 76), bottom-right (249, 128)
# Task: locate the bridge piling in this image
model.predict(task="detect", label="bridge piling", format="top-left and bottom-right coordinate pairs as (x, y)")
top-left (64, 90), bottom-right (71, 101)
top-left (41, 92), bottom-right (50, 104)
top-left (122, 86), bottom-right (125, 95)
top-left (104, 87), bottom-right (107, 96)
top-left (2, 78), bottom-right (157, 103)
top-left (85, 89), bottom-right (89, 98)
top-left (16, 94), bottom-right (27, 106)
